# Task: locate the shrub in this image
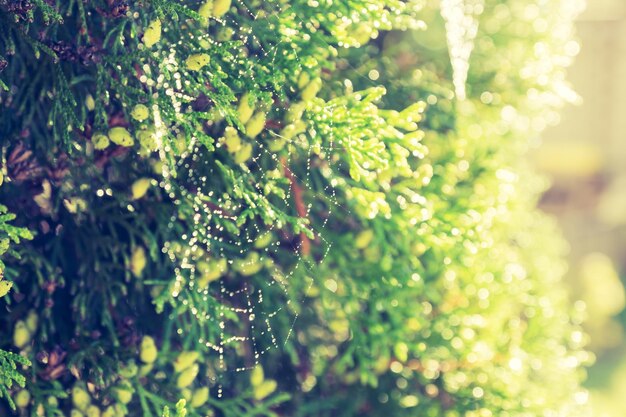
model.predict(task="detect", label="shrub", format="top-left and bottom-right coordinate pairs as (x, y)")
top-left (0, 1), bottom-right (589, 416)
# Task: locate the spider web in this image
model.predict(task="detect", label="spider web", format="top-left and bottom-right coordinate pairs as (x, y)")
top-left (140, 0), bottom-right (360, 397)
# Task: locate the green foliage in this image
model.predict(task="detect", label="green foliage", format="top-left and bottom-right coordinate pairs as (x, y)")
top-left (0, 193), bottom-right (33, 410)
top-left (0, 203), bottom-right (33, 272)
top-left (162, 400), bottom-right (188, 417)
top-left (0, 350), bottom-right (31, 410)
top-left (0, 0), bottom-right (589, 417)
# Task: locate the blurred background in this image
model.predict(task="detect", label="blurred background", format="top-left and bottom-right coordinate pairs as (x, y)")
top-left (535, 1), bottom-right (626, 415)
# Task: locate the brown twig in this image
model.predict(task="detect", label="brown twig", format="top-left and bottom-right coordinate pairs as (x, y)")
top-left (280, 157), bottom-right (311, 256)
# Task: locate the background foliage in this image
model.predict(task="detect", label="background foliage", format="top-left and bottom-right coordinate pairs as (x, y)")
top-left (0, 0), bottom-right (589, 416)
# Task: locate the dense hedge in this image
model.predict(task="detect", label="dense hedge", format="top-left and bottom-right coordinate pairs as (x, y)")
top-left (0, 1), bottom-right (590, 416)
